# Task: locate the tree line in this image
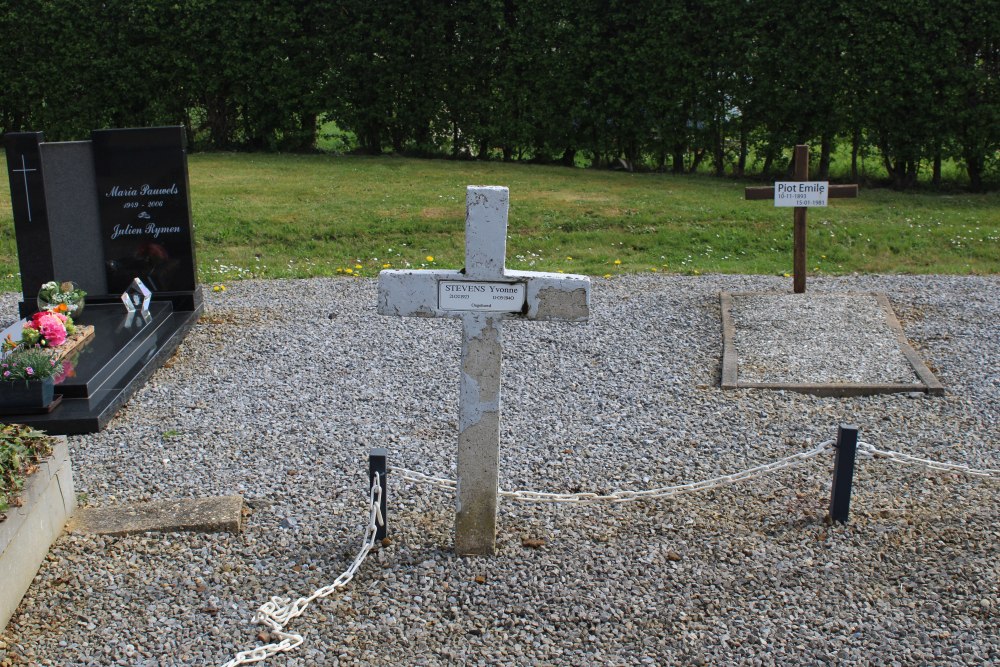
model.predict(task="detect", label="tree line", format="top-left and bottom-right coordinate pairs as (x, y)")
top-left (1, 0), bottom-right (997, 190)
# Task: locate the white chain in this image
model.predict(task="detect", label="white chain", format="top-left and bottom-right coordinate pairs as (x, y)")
top-left (858, 441), bottom-right (999, 478)
top-left (391, 440), bottom-right (835, 504)
top-left (220, 473), bottom-right (384, 667)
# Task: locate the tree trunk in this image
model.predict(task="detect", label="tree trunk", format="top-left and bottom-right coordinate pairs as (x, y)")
top-left (967, 154), bottom-right (984, 192)
top-left (688, 148), bottom-right (706, 174)
top-left (736, 127), bottom-right (748, 178)
top-left (932, 150), bottom-right (942, 187)
top-left (819, 134), bottom-right (832, 180)
top-left (761, 147), bottom-right (775, 178)
top-left (672, 144), bottom-right (685, 174)
top-left (713, 124), bottom-right (725, 177)
top-left (850, 129), bottom-right (860, 181)
top-left (296, 112), bottom-right (318, 152)
top-left (560, 148), bottom-right (576, 167)
top-left (905, 159), bottom-right (918, 188)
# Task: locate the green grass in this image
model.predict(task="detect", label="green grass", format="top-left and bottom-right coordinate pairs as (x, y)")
top-left (0, 153), bottom-right (997, 292)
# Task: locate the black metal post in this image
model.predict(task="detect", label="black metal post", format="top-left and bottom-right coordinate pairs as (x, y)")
top-left (368, 448), bottom-right (388, 540)
top-left (829, 425), bottom-right (859, 523)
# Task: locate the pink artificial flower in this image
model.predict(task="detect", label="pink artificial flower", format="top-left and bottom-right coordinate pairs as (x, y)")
top-left (32, 312), bottom-right (67, 346)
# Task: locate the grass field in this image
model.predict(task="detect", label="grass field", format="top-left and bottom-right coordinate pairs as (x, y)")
top-left (1, 153), bottom-right (997, 292)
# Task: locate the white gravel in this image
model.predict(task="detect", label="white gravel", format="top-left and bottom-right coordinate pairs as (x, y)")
top-left (1, 274), bottom-right (998, 667)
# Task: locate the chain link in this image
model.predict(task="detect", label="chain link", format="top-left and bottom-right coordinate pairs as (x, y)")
top-left (391, 440), bottom-right (835, 504)
top-left (858, 441), bottom-right (999, 478)
top-left (220, 473), bottom-right (384, 667)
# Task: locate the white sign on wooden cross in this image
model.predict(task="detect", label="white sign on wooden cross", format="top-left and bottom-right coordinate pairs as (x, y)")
top-left (377, 185), bottom-right (590, 555)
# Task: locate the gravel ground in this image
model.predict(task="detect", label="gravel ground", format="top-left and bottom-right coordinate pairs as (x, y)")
top-left (1, 273), bottom-right (998, 667)
top-left (729, 293), bottom-right (920, 384)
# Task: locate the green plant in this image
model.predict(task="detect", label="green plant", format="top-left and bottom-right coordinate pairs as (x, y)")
top-left (0, 347), bottom-right (61, 384)
top-left (0, 423), bottom-right (54, 515)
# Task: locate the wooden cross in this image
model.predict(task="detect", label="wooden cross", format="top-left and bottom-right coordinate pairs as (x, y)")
top-left (745, 144), bottom-right (858, 293)
top-left (377, 186), bottom-right (590, 555)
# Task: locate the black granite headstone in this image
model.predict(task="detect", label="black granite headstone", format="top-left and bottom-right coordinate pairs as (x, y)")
top-left (2, 126), bottom-right (204, 434)
top-left (92, 127), bottom-right (197, 296)
top-left (4, 133), bottom-right (56, 301)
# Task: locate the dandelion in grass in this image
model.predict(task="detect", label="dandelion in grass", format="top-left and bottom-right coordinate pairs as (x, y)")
top-left (355, 264), bottom-right (362, 270)
top-left (603, 274), bottom-right (612, 279)
top-left (345, 268), bottom-right (354, 275)
top-left (382, 263), bottom-right (391, 269)
top-left (426, 255), bottom-right (434, 262)
top-left (614, 259), bottom-right (621, 266)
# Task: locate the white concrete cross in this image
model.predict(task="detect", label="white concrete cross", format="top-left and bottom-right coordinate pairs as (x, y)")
top-left (378, 186), bottom-right (590, 555)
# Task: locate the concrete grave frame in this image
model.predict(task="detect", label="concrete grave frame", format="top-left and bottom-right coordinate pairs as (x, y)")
top-left (0, 436), bottom-right (74, 630)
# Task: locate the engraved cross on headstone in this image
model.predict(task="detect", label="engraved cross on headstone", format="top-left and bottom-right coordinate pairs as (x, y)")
top-left (11, 155), bottom-right (38, 222)
top-left (378, 186), bottom-right (590, 555)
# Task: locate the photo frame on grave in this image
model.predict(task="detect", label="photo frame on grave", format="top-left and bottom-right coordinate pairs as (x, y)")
top-left (121, 277), bottom-right (152, 314)
top-left (122, 278), bottom-right (153, 329)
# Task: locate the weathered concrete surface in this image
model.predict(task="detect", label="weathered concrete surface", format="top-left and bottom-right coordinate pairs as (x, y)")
top-left (464, 186), bottom-right (509, 280)
top-left (67, 495), bottom-right (243, 536)
top-left (376, 185), bottom-right (591, 556)
top-left (1, 436), bottom-right (74, 630)
top-left (456, 314), bottom-right (503, 555)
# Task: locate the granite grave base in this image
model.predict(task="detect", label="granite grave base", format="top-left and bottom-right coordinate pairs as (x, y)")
top-left (0, 299), bottom-right (202, 434)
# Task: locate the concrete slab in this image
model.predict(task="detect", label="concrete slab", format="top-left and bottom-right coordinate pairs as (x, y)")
top-left (67, 495), bottom-right (243, 536)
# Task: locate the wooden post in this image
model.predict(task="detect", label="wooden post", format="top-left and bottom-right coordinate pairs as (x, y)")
top-left (792, 145), bottom-right (809, 293)
top-left (368, 448), bottom-right (388, 541)
top-left (829, 425), bottom-right (859, 523)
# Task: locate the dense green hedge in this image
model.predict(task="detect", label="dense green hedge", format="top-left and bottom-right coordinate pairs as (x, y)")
top-left (1, 0), bottom-right (997, 189)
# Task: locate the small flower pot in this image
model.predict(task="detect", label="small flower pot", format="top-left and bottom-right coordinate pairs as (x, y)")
top-left (0, 377), bottom-right (55, 409)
